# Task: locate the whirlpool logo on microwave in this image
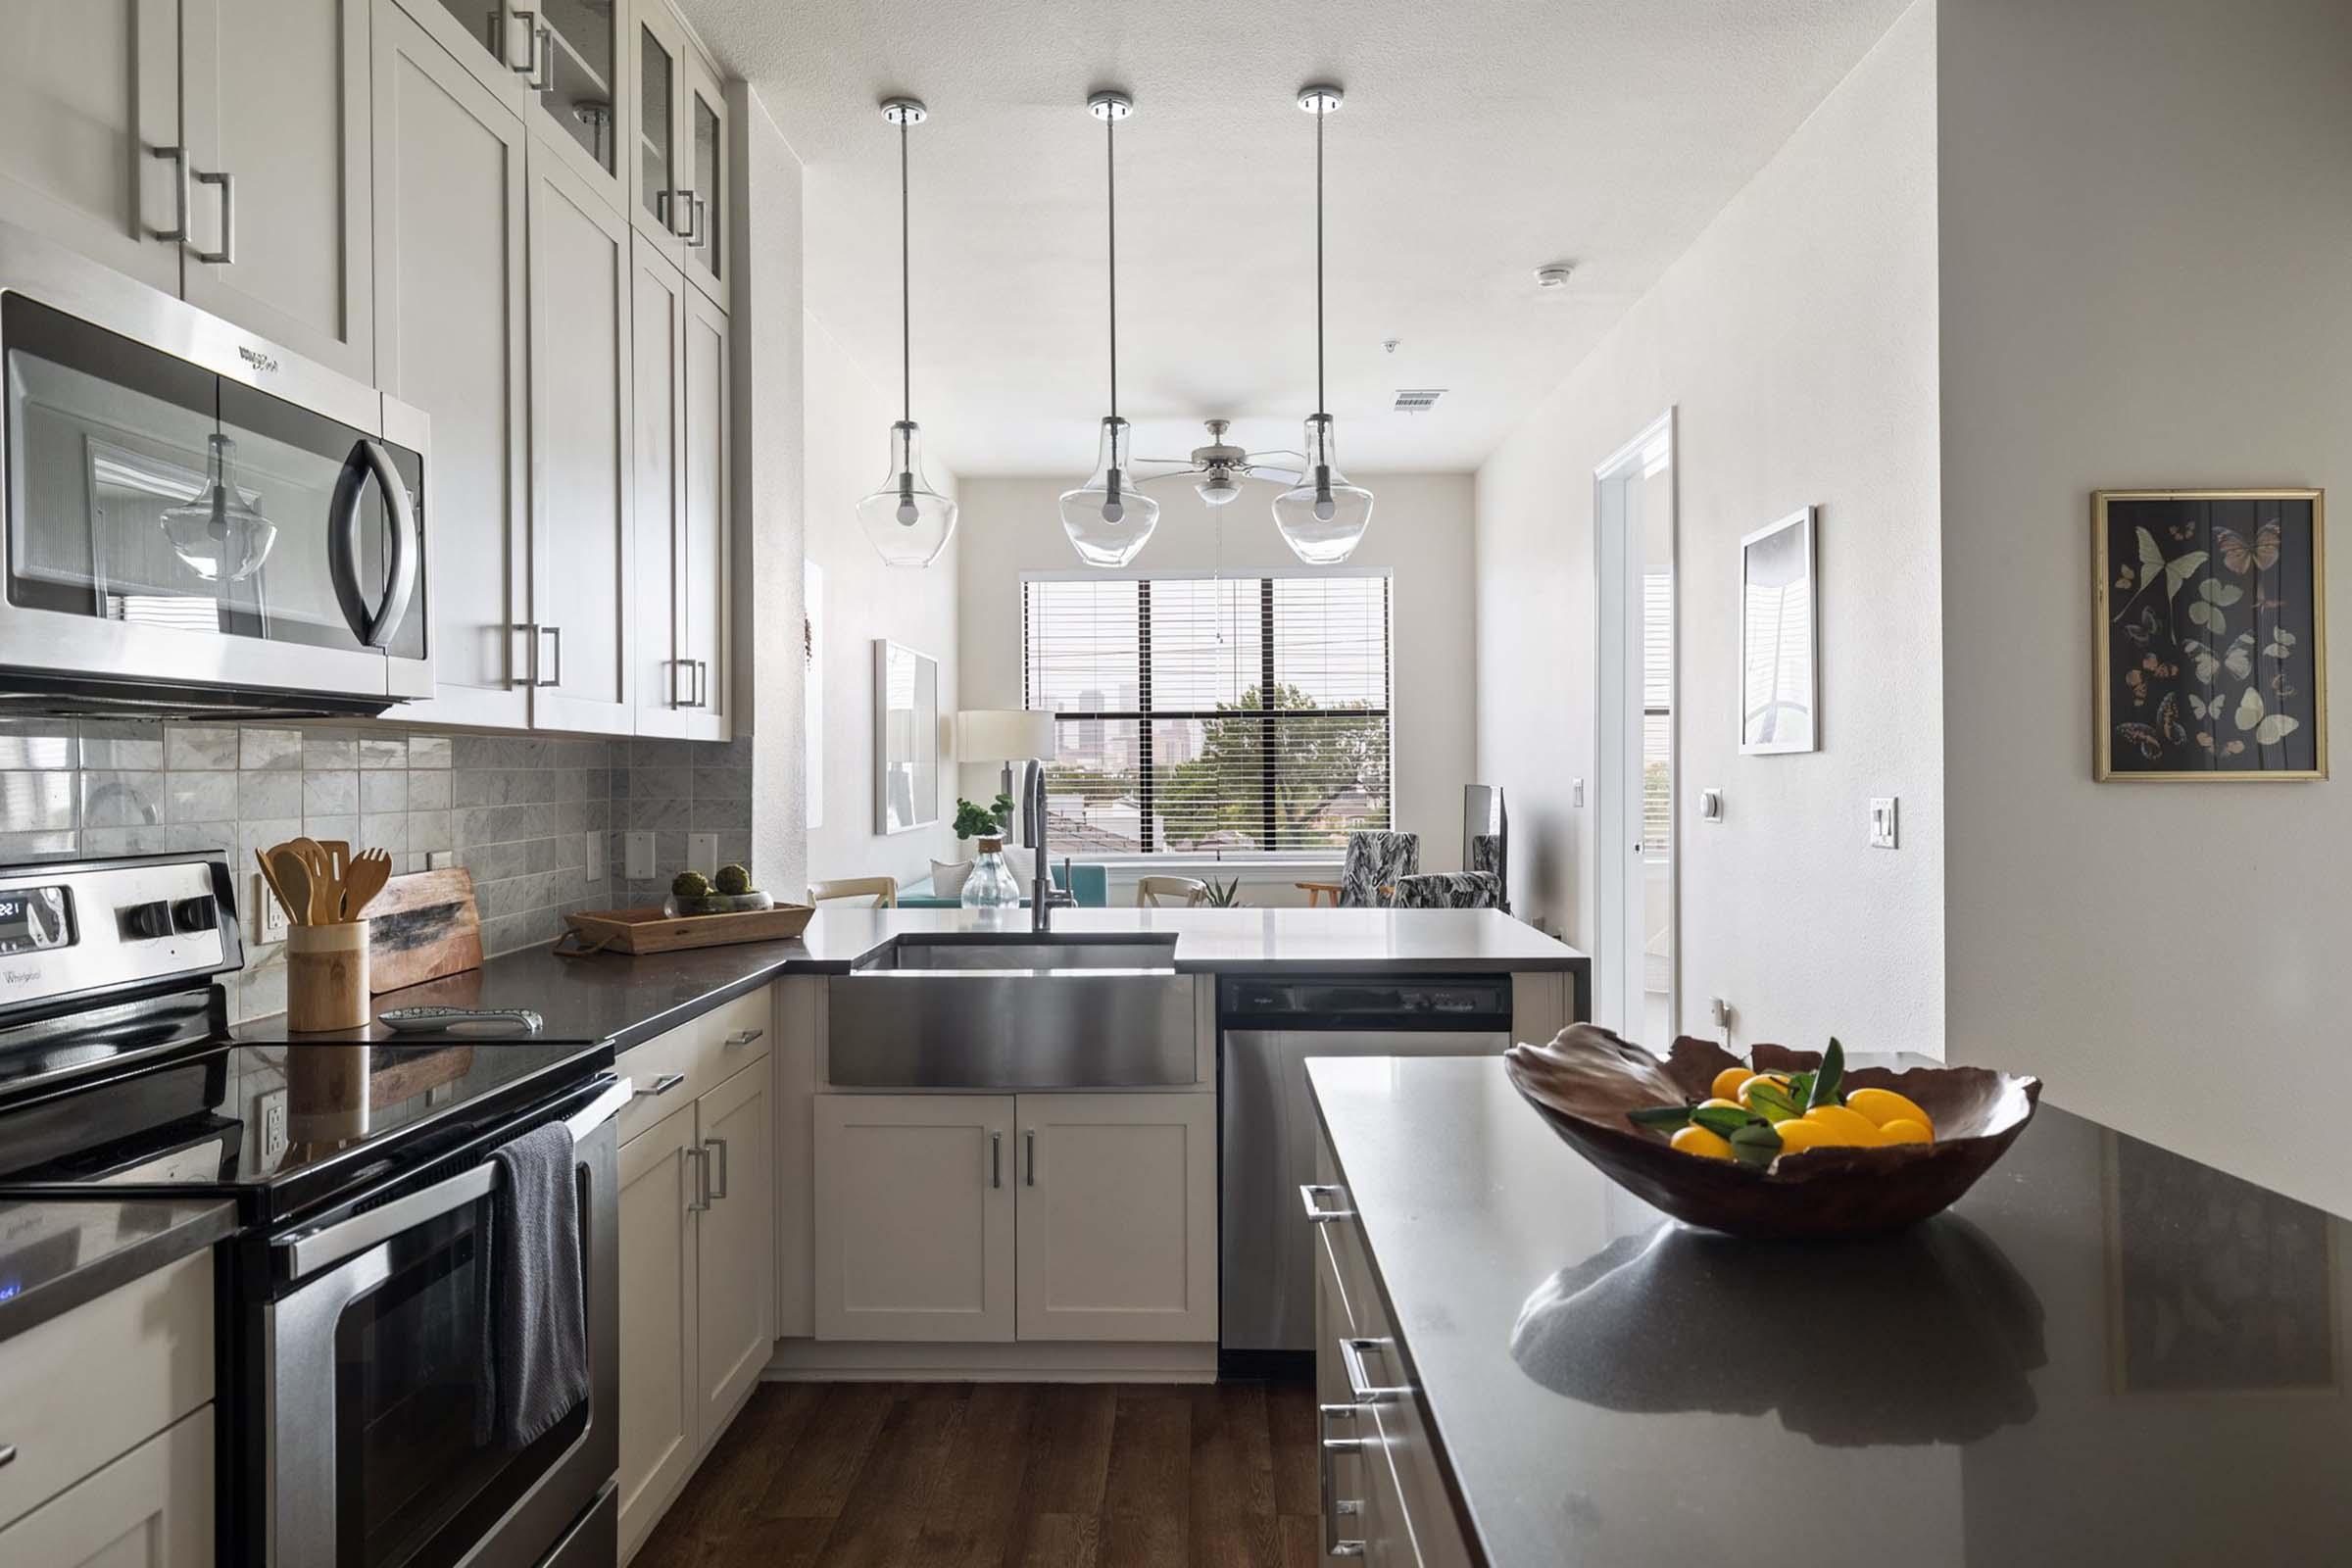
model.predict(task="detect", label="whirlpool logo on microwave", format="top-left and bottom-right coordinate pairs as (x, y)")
top-left (238, 344), bottom-right (279, 375)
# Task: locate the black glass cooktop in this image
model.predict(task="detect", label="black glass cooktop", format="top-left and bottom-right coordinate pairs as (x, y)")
top-left (0, 1037), bottom-right (612, 1224)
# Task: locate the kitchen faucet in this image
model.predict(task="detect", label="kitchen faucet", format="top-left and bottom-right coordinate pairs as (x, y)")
top-left (1021, 758), bottom-right (1075, 931)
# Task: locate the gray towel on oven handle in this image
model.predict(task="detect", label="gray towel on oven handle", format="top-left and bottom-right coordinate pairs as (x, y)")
top-left (477, 1119), bottom-right (591, 1448)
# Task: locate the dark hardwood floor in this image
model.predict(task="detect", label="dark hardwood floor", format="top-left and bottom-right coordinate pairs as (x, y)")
top-left (634, 1380), bottom-right (1323, 1568)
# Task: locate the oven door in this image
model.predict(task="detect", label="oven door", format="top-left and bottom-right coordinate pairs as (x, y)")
top-left (262, 1079), bottom-right (622, 1568)
top-left (0, 228), bottom-right (432, 714)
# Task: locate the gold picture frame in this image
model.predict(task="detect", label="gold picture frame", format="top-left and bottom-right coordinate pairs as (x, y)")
top-left (2091, 488), bottom-right (2328, 782)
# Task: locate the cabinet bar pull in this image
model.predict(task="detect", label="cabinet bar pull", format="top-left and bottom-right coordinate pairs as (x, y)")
top-left (724, 1028), bottom-right (763, 1047)
top-left (0, 1443), bottom-right (16, 1468)
top-left (509, 10), bottom-right (543, 81)
top-left (632, 1071), bottom-right (686, 1098)
top-left (685, 1144), bottom-right (710, 1211)
top-left (192, 169), bottom-right (234, 265)
top-left (1024, 1129), bottom-right (1037, 1187)
top-left (989, 1130), bottom-right (1002, 1189)
top-left (1299, 1183), bottom-right (1355, 1223)
top-left (536, 623), bottom-right (563, 687)
top-left (704, 1136), bottom-right (728, 1200)
top-left (1317, 1402), bottom-right (1364, 1558)
top-left (1340, 1336), bottom-right (1411, 1405)
top-left (151, 146), bottom-right (190, 242)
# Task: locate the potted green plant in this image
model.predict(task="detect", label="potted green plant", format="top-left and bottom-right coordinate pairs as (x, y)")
top-left (933, 792), bottom-right (1014, 898)
top-left (1201, 876), bottom-right (1244, 907)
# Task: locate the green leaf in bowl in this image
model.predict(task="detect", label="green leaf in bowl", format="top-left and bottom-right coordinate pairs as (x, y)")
top-left (1808, 1038), bottom-right (1846, 1109)
top-left (1627, 1104), bottom-right (1694, 1131)
top-left (1691, 1104), bottom-right (1763, 1140)
top-left (1728, 1122), bottom-right (1784, 1168)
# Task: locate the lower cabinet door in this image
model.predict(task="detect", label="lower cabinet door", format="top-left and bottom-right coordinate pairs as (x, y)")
top-left (813, 1094), bottom-right (1015, 1343)
top-left (0, 1406), bottom-right (212, 1567)
top-left (1014, 1092), bottom-right (1218, 1343)
top-left (694, 1060), bottom-right (774, 1432)
top-left (617, 1102), bottom-right (701, 1560)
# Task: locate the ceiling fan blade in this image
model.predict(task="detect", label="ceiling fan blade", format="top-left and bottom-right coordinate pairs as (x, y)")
top-left (1134, 466), bottom-right (1210, 486)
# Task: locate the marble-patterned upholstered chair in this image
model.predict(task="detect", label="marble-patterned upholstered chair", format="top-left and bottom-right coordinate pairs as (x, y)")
top-left (1392, 871), bottom-right (1504, 909)
top-left (1339, 830), bottom-right (1420, 908)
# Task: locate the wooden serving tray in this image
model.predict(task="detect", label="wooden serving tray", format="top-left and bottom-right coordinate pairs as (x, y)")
top-left (556, 902), bottom-right (816, 956)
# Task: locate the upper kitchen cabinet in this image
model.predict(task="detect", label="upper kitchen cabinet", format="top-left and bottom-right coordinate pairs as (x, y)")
top-left (396, 0), bottom-right (626, 209)
top-left (635, 240), bottom-right (731, 742)
top-left (0, 0), bottom-right (373, 377)
top-left (527, 142), bottom-right (637, 736)
top-left (0, 0), bottom-right (181, 293)
top-left (179, 0), bottom-right (374, 379)
top-left (369, 0), bottom-right (533, 729)
top-left (628, 0), bottom-right (726, 306)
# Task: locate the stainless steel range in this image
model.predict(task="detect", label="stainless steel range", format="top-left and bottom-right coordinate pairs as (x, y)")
top-left (0, 851), bottom-right (620, 1568)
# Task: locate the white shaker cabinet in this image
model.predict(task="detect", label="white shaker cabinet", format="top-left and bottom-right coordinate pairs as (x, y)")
top-left (526, 143), bottom-right (637, 736)
top-left (369, 0), bottom-right (534, 728)
top-left (0, 1411), bottom-right (214, 1568)
top-left (617, 1099), bottom-right (701, 1562)
top-left (178, 0), bottom-right (374, 379)
top-left (677, 282), bottom-right (732, 735)
top-left (390, 0), bottom-right (626, 214)
top-left (813, 1094), bottom-right (1018, 1344)
top-left (633, 241), bottom-right (731, 740)
top-left (692, 1057), bottom-right (773, 1435)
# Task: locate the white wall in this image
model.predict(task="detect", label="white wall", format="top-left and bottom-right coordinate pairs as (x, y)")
top-left (802, 312), bottom-right (961, 889)
top-left (730, 83), bottom-right (808, 901)
top-left (954, 471), bottom-right (1477, 904)
top-left (1475, 0), bottom-right (1942, 1054)
top-left (1937, 0), bottom-right (2352, 1210)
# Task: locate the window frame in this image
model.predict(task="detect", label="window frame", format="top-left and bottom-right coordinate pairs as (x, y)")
top-left (1019, 566), bottom-right (1396, 860)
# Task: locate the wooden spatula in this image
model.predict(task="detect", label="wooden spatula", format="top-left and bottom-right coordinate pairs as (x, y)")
top-left (342, 849), bottom-right (394, 921)
top-left (269, 847), bottom-right (316, 927)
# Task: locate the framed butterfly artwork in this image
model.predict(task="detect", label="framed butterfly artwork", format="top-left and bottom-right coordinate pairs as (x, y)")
top-left (2093, 489), bottom-right (2327, 781)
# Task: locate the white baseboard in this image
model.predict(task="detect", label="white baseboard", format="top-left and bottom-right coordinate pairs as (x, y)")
top-left (761, 1336), bottom-right (1218, 1383)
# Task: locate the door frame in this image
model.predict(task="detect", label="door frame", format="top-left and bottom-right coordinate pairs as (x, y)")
top-left (1591, 407), bottom-right (1678, 1042)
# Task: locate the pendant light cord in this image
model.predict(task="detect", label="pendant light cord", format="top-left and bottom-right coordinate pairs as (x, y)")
top-left (1315, 101), bottom-right (1325, 416)
top-left (899, 120), bottom-right (911, 425)
top-left (1106, 113), bottom-right (1119, 421)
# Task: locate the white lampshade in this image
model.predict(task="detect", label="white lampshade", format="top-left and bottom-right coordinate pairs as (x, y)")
top-left (956, 709), bottom-right (1056, 761)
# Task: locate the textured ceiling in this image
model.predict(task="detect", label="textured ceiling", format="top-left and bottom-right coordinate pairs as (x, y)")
top-left (678, 0), bottom-right (1914, 475)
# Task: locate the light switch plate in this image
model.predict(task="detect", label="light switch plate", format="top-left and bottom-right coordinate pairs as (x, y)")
top-left (623, 831), bottom-right (656, 881)
top-left (253, 872), bottom-right (290, 944)
top-left (586, 831), bottom-right (607, 883)
top-left (687, 832), bottom-right (719, 876)
top-left (426, 850), bottom-right (457, 870)
top-left (1700, 788), bottom-right (1724, 823)
top-left (1571, 777), bottom-right (1586, 808)
top-left (1870, 796), bottom-right (1899, 849)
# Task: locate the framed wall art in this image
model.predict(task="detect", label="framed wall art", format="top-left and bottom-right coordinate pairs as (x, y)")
top-left (2093, 489), bottom-right (2327, 781)
top-left (1739, 507), bottom-right (1818, 755)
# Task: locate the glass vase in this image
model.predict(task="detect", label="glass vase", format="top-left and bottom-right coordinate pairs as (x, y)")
top-left (960, 838), bottom-right (1023, 908)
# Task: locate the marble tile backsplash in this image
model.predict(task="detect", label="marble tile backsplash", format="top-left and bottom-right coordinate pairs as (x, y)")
top-left (0, 717), bottom-right (619, 1022)
top-left (613, 735), bottom-right (756, 905)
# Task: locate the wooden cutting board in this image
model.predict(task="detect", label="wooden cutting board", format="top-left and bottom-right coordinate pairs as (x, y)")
top-left (367, 868), bottom-right (483, 993)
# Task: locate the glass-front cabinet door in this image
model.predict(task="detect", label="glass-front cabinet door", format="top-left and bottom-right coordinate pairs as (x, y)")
top-left (631, 7), bottom-right (684, 257)
top-left (683, 53), bottom-right (726, 306)
top-left (415, 0), bottom-right (622, 201)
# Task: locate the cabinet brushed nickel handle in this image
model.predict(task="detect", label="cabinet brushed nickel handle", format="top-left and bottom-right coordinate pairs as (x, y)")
top-left (1299, 1183), bottom-right (1354, 1223)
top-left (684, 1144), bottom-right (710, 1211)
top-left (668, 187), bottom-right (696, 239)
top-left (536, 623), bottom-right (563, 687)
top-left (989, 1130), bottom-right (1001, 1189)
top-left (1316, 1402), bottom-right (1363, 1558)
top-left (508, 10), bottom-right (543, 80)
top-left (632, 1071), bottom-right (685, 1098)
top-left (1339, 1336), bottom-right (1410, 1405)
top-left (191, 169), bottom-right (234, 265)
top-left (704, 1136), bottom-right (728, 1200)
top-left (0, 1443), bottom-right (16, 1468)
top-left (1024, 1129), bottom-right (1037, 1187)
top-left (724, 1028), bottom-right (762, 1047)
top-left (151, 145), bottom-right (190, 242)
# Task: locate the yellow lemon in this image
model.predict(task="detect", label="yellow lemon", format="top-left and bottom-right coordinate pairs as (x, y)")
top-left (1800, 1104), bottom-right (1884, 1147)
top-left (1735, 1072), bottom-right (1791, 1109)
top-left (1669, 1124), bottom-right (1736, 1161)
top-left (1771, 1118), bottom-right (1831, 1156)
top-left (1876, 1117), bottom-right (1933, 1146)
top-left (1696, 1097), bottom-right (1744, 1113)
top-left (1709, 1066), bottom-right (1753, 1102)
top-left (1846, 1088), bottom-right (1935, 1137)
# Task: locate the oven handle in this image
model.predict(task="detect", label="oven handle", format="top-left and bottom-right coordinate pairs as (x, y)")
top-left (274, 1076), bottom-right (629, 1277)
top-left (326, 437), bottom-right (420, 650)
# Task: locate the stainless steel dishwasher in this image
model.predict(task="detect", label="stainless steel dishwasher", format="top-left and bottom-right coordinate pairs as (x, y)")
top-left (1218, 973), bottom-right (1513, 1372)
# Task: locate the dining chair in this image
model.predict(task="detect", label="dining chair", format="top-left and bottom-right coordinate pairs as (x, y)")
top-left (1391, 871), bottom-right (1505, 909)
top-left (1339, 830), bottom-right (1420, 907)
top-left (808, 876), bottom-right (899, 908)
top-left (1136, 875), bottom-right (1209, 908)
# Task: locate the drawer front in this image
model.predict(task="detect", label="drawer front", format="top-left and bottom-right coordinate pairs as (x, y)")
top-left (0, 1405), bottom-right (213, 1566)
top-left (1311, 1134), bottom-right (1384, 1339)
top-left (618, 986), bottom-right (773, 1145)
top-left (0, 1250), bottom-right (214, 1531)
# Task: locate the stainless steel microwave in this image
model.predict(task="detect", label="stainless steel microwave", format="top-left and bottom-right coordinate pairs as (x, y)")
top-left (0, 220), bottom-right (430, 716)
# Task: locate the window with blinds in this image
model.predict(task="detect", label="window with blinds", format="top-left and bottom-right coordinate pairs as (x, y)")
top-left (1022, 572), bottom-right (1393, 856)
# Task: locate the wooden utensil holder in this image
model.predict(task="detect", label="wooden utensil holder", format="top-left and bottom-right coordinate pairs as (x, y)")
top-left (287, 921), bottom-right (371, 1032)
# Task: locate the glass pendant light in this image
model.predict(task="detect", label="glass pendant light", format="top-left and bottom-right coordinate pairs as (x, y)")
top-left (1058, 90), bottom-right (1158, 567)
top-left (1273, 85), bottom-right (1374, 565)
top-left (856, 97), bottom-right (957, 567)
top-left (161, 433), bottom-right (276, 582)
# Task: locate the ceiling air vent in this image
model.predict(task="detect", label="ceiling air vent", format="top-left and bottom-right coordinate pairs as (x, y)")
top-left (1392, 387), bottom-right (1447, 414)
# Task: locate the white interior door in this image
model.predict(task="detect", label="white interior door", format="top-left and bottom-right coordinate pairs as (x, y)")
top-left (1593, 411), bottom-right (1678, 1046)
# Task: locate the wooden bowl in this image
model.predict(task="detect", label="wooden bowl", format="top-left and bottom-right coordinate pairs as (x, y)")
top-left (1504, 1027), bottom-right (2042, 1240)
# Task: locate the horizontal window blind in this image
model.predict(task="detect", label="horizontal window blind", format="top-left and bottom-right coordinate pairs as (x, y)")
top-left (1023, 572), bottom-right (1393, 856)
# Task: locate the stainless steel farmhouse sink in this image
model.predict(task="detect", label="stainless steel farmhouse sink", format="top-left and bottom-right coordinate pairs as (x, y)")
top-left (827, 933), bottom-right (1198, 1089)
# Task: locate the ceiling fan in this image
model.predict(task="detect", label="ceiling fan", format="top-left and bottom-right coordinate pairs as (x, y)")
top-left (1133, 419), bottom-right (1306, 508)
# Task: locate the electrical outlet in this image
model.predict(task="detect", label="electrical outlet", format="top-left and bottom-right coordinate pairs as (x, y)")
top-left (253, 872), bottom-right (290, 943)
top-left (1571, 777), bottom-right (1586, 808)
top-left (426, 850), bottom-right (457, 870)
top-left (259, 1089), bottom-right (289, 1166)
top-left (623, 831), bottom-right (656, 881)
top-left (1709, 997), bottom-right (1734, 1028)
top-left (1700, 788), bottom-right (1724, 823)
top-left (687, 832), bottom-right (719, 876)
top-left (586, 831), bottom-right (608, 882)
top-left (1869, 796), bottom-right (1899, 850)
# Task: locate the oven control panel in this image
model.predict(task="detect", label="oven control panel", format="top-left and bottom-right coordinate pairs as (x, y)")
top-left (0, 853), bottom-right (239, 1017)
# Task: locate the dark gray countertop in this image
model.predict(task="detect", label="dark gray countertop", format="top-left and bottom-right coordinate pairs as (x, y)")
top-left (248, 907), bottom-right (1588, 1053)
top-left (1308, 1054), bottom-right (2352, 1567)
top-left (0, 1196), bottom-right (236, 1344)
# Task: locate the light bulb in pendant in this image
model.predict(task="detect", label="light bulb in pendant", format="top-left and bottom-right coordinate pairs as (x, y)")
top-left (856, 419), bottom-right (957, 566)
top-left (1272, 414), bottom-right (1372, 564)
top-left (1058, 416), bottom-right (1159, 566)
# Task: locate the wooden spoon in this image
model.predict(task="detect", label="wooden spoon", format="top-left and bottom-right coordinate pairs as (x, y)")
top-left (269, 848), bottom-right (316, 927)
top-left (342, 849), bottom-right (393, 921)
top-left (255, 849), bottom-right (293, 921)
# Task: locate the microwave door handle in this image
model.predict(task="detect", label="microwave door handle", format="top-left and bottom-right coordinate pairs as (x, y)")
top-left (273, 1077), bottom-right (630, 1277)
top-left (326, 438), bottom-right (420, 650)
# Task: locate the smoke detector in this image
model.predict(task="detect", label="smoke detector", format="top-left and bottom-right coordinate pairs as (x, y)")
top-left (1534, 263), bottom-right (1575, 290)
top-left (1392, 388), bottom-right (1446, 414)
